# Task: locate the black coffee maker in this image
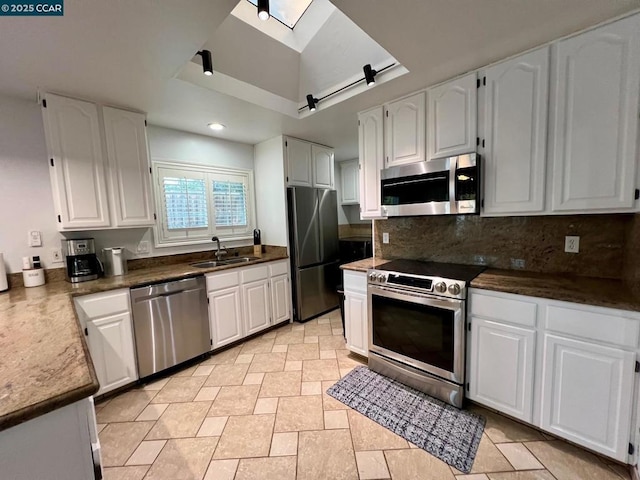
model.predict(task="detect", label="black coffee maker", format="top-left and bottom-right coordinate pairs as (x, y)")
top-left (62, 238), bottom-right (104, 283)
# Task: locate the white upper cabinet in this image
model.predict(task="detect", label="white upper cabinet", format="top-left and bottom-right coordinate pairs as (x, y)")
top-left (42, 94), bottom-right (111, 229)
top-left (340, 160), bottom-right (359, 205)
top-left (42, 93), bottom-right (156, 231)
top-left (427, 73), bottom-right (477, 160)
top-left (384, 92), bottom-right (426, 167)
top-left (286, 137), bottom-right (313, 186)
top-left (549, 15), bottom-right (640, 212)
top-left (482, 48), bottom-right (550, 215)
top-left (358, 107), bottom-right (386, 219)
top-left (102, 107), bottom-right (155, 227)
top-left (285, 137), bottom-right (334, 189)
top-left (311, 144), bottom-right (335, 189)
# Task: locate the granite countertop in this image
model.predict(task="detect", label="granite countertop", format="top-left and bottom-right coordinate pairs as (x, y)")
top-left (340, 257), bottom-right (389, 272)
top-left (471, 269), bottom-right (640, 312)
top-left (0, 251), bottom-right (288, 432)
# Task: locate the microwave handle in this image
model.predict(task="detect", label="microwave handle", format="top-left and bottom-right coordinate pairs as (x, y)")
top-left (383, 176), bottom-right (447, 188)
top-left (449, 156), bottom-right (458, 207)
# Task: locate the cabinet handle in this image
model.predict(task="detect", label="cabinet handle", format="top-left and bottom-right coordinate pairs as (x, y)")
top-left (84, 327), bottom-right (88, 336)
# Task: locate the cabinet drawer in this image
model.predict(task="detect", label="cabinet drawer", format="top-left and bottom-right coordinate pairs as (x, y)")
top-left (544, 304), bottom-right (639, 348)
top-left (343, 270), bottom-right (367, 294)
top-left (241, 265), bottom-right (269, 283)
top-left (269, 260), bottom-right (288, 277)
top-left (206, 271), bottom-right (240, 292)
top-left (470, 291), bottom-right (537, 327)
top-left (75, 289), bottom-right (130, 319)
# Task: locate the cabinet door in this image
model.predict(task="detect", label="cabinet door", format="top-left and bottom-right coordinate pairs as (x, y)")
top-left (549, 15), bottom-right (640, 212)
top-left (468, 317), bottom-right (535, 422)
top-left (86, 312), bottom-right (137, 396)
top-left (483, 48), bottom-right (549, 215)
top-left (345, 292), bottom-right (368, 357)
top-left (242, 279), bottom-right (271, 336)
top-left (270, 274), bottom-right (290, 324)
top-left (312, 144), bottom-right (334, 189)
top-left (385, 92), bottom-right (426, 167)
top-left (209, 286), bottom-right (244, 350)
top-left (358, 107), bottom-right (386, 219)
top-left (540, 333), bottom-right (635, 461)
top-left (285, 137), bottom-right (312, 187)
top-left (340, 160), bottom-right (359, 205)
top-left (102, 106), bottom-right (155, 227)
top-left (42, 94), bottom-right (110, 229)
top-left (427, 73), bottom-right (477, 159)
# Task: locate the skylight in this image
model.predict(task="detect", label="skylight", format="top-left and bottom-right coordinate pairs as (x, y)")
top-left (247, 0), bottom-right (313, 29)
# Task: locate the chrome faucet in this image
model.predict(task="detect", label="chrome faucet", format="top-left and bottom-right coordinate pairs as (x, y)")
top-left (211, 236), bottom-right (227, 261)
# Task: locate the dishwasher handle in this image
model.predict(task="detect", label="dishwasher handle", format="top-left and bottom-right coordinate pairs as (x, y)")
top-left (131, 276), bottom-right (205, 302)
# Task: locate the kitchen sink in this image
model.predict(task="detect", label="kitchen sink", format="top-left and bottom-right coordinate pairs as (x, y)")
top-left (190, 257), bottom-right (260, 268)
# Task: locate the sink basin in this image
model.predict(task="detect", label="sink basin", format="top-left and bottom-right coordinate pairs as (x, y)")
top-left (190, 257), bottom-right (260, 268)
top-left (219, 257), bottom-right (259, 265)
top-left (190, 260), bottom-right (220, 268)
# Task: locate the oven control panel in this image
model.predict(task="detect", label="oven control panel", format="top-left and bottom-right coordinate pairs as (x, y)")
top-left (367, 269), bottom-right (466, 300)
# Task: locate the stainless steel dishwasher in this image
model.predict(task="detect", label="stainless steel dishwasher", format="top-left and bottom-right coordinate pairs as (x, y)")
top-left (131, 276), bottom-right (210, 378)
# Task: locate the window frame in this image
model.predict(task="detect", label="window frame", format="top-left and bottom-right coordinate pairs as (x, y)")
top-left (152, 160), bottom-right (256, 248)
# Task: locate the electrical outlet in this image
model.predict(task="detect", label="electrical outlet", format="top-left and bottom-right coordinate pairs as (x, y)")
top-left (473, 255), bottom-right (487, 265)
top-left (510, 258), bottom-right (526, 269)
top-left (382, 232), bottom-right (389, 244)
top-left (50, 248), bottom-right (63, 263)
top-left (565, 236), bottom-right (580, 253)
top-left (136, 241), bottom-right (150, 254)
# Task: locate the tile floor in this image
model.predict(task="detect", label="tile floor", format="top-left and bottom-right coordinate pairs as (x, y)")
top-left (96, 309), bottom-right (632, 480)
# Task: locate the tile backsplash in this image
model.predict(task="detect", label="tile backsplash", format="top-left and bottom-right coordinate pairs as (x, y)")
top-left (375, 214), bottom-right (634, 279)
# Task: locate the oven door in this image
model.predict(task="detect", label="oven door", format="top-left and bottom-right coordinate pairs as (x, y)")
top-left (368, 284), bottom-right (465, 384)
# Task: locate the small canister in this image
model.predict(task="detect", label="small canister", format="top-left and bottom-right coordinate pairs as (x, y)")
top-left (102, 247), bottom-right (128, 277)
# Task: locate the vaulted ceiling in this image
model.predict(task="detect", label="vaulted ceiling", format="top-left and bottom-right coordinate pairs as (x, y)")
top-left (0, 0), bottom-right (637, 160)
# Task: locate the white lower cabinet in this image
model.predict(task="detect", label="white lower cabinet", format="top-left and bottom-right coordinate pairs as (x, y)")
top-left (74, 289), bottom-right (137, 396)
top-left (206, 260), bottom-right (291, 350)
top-left (469, 317), bottom-right (535, 422)
top-left (343, 270), bottom-right (368, 357)
top-left (208, 286), bottom-right (243, 349)
top-left (242, 279), bottom-right (271, 336)
top-left (540, 333), bottom-right (635, 461)
top-left (468, 288), bottom-right (640, 463)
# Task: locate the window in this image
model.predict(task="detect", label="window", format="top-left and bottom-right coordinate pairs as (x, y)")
top-left (246, 0), bottom-right (313, 29)
top-left (153, 162), bottom-right (256, 247)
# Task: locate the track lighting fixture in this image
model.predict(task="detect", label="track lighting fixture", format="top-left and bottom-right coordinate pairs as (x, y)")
top-left (197, 50), bottom-right (213, 76)
top-left (363, 64), bottom-right (377, 86)
top-left (306, 94), bottom-right (319, 112)
top-left (257, 0), bottom-right (270, 21)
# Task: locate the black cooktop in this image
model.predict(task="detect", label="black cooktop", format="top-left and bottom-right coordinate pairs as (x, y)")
top-left (376, 259), bottom-right (486, 283)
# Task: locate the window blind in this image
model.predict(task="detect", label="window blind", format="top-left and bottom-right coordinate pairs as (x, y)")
top-left (213, 180), bottom-right (248, 227)
top-left (162, 176), bottom-right (208, 230)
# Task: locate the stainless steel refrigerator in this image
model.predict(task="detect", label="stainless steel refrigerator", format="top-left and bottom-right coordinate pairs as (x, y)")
top-left (287, 187), bottom-right (340, 322)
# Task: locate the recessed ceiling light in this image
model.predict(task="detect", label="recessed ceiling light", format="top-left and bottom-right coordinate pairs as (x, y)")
top-left (208, 123), bottom-right (225, 131)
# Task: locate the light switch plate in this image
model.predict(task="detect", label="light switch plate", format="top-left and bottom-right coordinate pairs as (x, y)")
top-left (382, 232), bottom-right (389, 244)
top-left (28, 230), bottom-right (42, 247)
top-left (136, 241), bottom-right (150, 254)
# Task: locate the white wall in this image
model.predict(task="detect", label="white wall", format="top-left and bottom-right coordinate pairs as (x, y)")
top-left (0, 96), bottom-right (258, 273)
top-left (254, 136), bottom-right (288, 246)
top-left (0, 94), bottom-right (65, 273)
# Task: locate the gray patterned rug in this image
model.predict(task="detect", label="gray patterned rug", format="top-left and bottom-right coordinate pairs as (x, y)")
top-left (326, 366), bottom-right (485, 474)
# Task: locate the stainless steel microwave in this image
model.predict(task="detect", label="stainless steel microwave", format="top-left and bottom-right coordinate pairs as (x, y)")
top-left (380, 153), bottom-right (480, 216)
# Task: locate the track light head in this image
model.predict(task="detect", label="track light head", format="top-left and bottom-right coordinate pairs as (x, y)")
top-left (198, 50), bottom-right (213, 76)
top-left (257, 0), bottom-right (270, 20)
top-left (306, 94), bottom-right (319, 112)
top-left (363, 64), bottom-right (377, 86)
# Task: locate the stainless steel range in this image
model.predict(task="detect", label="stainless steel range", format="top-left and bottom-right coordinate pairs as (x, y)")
top-left (367, 260), bottom-right (485, 408)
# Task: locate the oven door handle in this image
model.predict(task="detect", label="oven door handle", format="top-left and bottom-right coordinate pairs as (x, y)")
top-left (368, 284), bottom-right (462, 311)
